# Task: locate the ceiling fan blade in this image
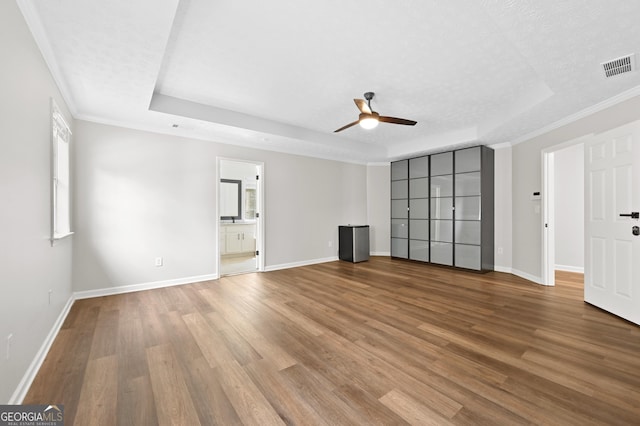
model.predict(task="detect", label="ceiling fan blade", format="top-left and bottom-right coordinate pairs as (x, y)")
top-left (354, 99), bottom-right (371, 114)
top-left (334, 120), bottom-right (360, 133)
top-left (379, 116), bottom-right (417, 126)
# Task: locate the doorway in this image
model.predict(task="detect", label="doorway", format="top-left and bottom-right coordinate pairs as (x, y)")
top-left (542, 139), bottom-right (586, 286)
top-left (218, 158), bottom-right (264, 276)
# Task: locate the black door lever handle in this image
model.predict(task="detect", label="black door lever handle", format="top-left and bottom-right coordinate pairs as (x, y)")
top-left (619, 212), bottom-right (639, 219)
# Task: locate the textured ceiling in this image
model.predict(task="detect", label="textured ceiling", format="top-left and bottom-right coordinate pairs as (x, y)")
top-left (19, 0), bottom-right (640, 163)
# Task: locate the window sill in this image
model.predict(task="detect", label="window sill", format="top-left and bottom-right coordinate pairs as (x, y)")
top-left (51, 231), bottom-right (74, 246)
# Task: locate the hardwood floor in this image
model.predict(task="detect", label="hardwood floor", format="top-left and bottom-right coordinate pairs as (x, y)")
top-left (25, 258), bottom-right (640, 425)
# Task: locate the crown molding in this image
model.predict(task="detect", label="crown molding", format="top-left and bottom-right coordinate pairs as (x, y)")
top-left (511, 85), bottom-right (640, 146)
top-left (17, 0), bottom-right (78, 117)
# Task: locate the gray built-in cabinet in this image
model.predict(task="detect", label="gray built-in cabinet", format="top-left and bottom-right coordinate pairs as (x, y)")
top-left (390, 146), bottom-right (494, 272)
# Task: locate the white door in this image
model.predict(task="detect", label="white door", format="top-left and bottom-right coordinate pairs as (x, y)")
top-left (584, 121), bottom-right (640, 325)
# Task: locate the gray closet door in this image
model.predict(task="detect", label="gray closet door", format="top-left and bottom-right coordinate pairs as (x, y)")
top-left (391, 160), bottom-right (408, 180)
top-left (454, 146), bottom-right (488, 270)
top-left (429, 152), bottom-right (453, 265)
top-left (391, 160), bottom-right (409, 258)
top-left (408, 156), bottom-right (429, 262)
top-left (391, 146), bottom-right (494, 271)
top-left (409, 156), bottom-right (429, 178)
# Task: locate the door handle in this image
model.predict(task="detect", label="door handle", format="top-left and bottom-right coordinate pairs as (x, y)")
top-left (619, 212), bottom-right (639, 219)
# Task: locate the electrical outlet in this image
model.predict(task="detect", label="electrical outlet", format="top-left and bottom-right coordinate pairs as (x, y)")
top-left (497, 247), bottom-right (503, 255)
top-left (155, 257), bottom-right (163, 267)
top-left (48, 289), bottom-right (53, 305)
top-left (6, 334), bottom-right (13, 360)
top-left (328, 241), bottom-right (333, 248)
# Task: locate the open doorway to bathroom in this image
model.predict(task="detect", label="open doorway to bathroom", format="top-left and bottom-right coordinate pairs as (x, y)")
top-left (218, 158), bottom-right (264, 276)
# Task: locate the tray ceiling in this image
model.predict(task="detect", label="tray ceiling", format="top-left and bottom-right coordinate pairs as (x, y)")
top-left (19, 0), bottom-right (640, 162)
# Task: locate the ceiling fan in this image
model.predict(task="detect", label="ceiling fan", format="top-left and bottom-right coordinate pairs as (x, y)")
top-left (334, 92), bottom-right (417, 133)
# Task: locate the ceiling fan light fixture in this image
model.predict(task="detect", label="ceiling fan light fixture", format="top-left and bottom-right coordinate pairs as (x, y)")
top-left (359, 112), bottom-right (380, 129)
top-left (360, 117), bottom-right (379, 129)
top-left (334, 93), bottom-right (416, 133)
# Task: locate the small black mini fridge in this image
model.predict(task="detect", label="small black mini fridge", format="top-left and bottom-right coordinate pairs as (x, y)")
top-left (339, 225), bottom-right (370, 263)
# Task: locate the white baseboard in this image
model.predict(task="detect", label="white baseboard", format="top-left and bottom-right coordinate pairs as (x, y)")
top-left (370, 252), bottom-right (391, 256)
top-left (555, 264), bottom-right (584, 274)
top-left (74, 273), bottom-right (219, 300)
top-left (10, 294), bottom-right (75, 404)
top-left (493, 265), bottom-right (512, 274)
top-left (264, 256), bottom-right (338, 272)
top-left (511, 268), bottom-right (544, 285)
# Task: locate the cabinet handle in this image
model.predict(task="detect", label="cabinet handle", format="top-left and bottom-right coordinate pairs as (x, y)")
top-left (237, 234), bottom-right (240, 240)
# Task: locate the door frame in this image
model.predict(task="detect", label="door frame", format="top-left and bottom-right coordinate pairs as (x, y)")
top-left (541, 135), bottom-right (591, 286)
top-left (217, 157), bottom-right (265, 276)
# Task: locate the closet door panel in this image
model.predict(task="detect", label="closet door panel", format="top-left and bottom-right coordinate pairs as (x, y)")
top-left (455, 196), bottom-right (481, 220)
top-left (391, 180), bottom-right (408, 199)
top-left (392, 200), bottom-right (409, 219)
top-left (455, 221), bottom-right (481, 245)
top-left (431, 152), bottom-right (453, 176)
top-left (431, 197), bottom-right (453, 220)
top-left (409, 219), bottom-right (429, 240)
top-left (430, 220), bottom-right (453, 243)
top-left (391, 160), bottom-right (408, 180)
top-left (455, 172), bottom-right (481, 196)
top-left (455, 147), bottom-right (481, 173)
top-left (391, 219), bottom-right (409, 238)
top-left (391, 238), bottom-right (408, 258)
top-left (430, 242), bottom-right (453, 266)
top-left (409, 198), bottom-right (429, 219)
top-left (409, 156), bottom-right (429, 178)
top-left (455, 244), bottom-right (482, 270)
top-left (409, 240), bottom-right (429, 261)
top-left (430, 175), bottom-right (453, 197)
top-left (409, 177), bottom-right (429, 199)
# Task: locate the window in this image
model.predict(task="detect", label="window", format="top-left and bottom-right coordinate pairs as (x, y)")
top-left (244, 187), bottom-right (256, 219)
top-left (51, 100), bottom-right (72, 242)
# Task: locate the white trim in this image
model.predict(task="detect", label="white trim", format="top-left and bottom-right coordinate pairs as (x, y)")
top-left (264, 256), bottom-right (339, 272)
top-left (542, 150), bottom-right (556, 286)
top-left (540, 135), bottom-right (591, 288)
top-left (9, 295), bottom-right (75, 404)
top-left (488, 142), bottom-right (512, 150)
top-left (370, 251), bottom-right (391, 256)
top-left (51, 231), bottom-right (74, 241)
top-left (555, 264), bottom-right (584, 274)
top-left (511, 85), bottom-right (640, 146)
top-left (511, 268), bottom-right (545, 285)
top-left (73, 274), bottom-right (218, 300)
top-left (494, 265), bottom-right (512, 273)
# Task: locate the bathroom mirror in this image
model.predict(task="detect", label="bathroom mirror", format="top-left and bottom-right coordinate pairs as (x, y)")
top-left (220, 179), bottom-right (242, 221)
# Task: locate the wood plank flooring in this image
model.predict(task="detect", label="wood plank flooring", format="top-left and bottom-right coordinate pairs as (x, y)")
top-left (24, 258), bottom-right (640, 425)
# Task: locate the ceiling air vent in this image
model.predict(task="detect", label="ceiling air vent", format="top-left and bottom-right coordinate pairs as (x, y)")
top-left (601, 54), bottom-right (635, 78)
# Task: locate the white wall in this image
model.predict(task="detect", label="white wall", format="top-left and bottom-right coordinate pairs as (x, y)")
top-left (493, 146), bottom-right (513, 272)
top-left (512, 94), bottom-right (640, 281)
top-left (72, 121), bottom-right (368, 292)
top-left (366, 165), bottom-right (391, 255)
top-left (0, 1), bottom-right (74, 403)
top-left (554, 143), bottom-right (584, 272)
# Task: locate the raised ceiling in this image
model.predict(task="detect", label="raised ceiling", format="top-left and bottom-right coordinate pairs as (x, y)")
top-left (19, 0), bottom-right (640, 163)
